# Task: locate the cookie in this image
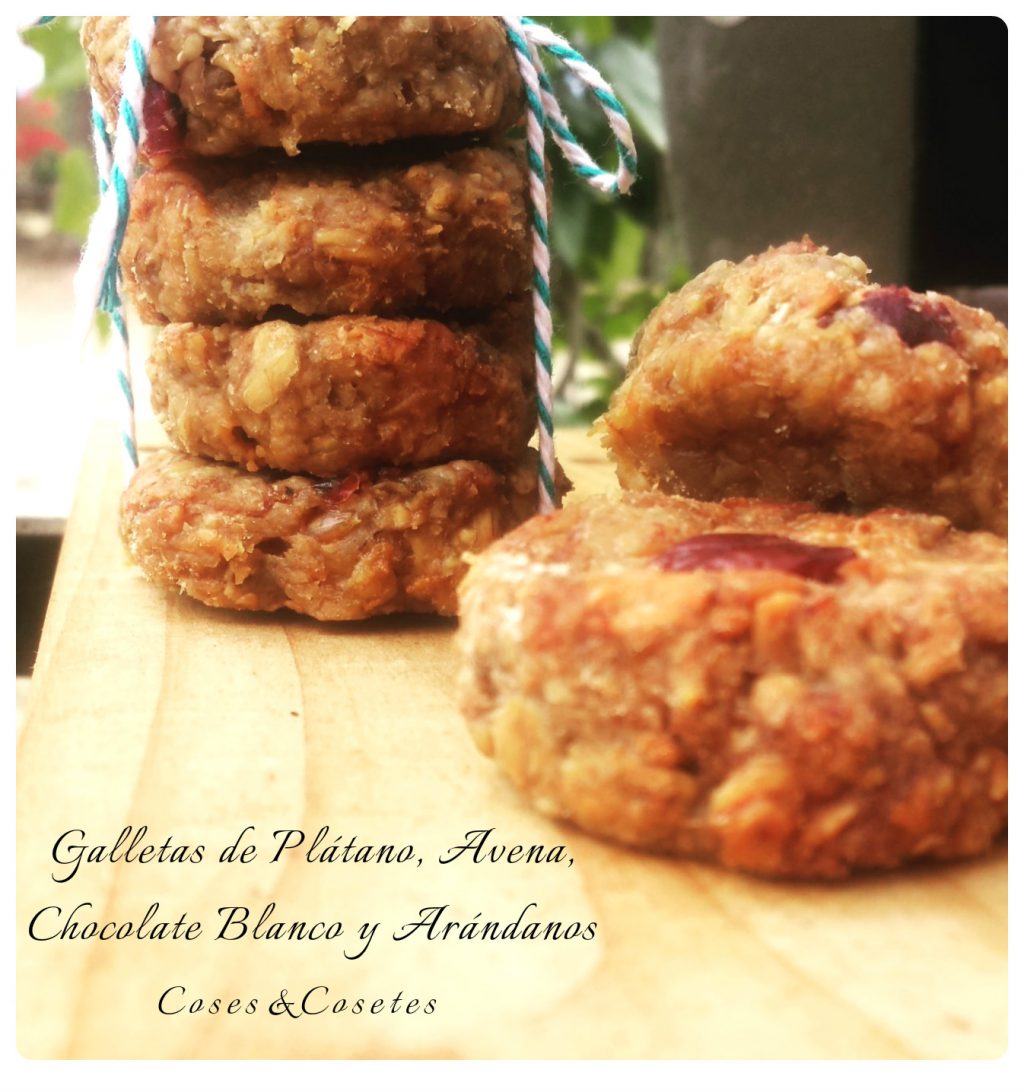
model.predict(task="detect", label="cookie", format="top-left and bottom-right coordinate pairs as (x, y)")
top-left (120, 449), bottom-right (553, 620)
top-left (457, 492), bottom-right (1007, 878)
top-left (147, 300), bottom-right (535, 477)
top-left (597, 239), bottom-right (1008, 534)
top-left (83, 16), bottom-right (522, 160)
top-left (120, 144), bottom-right (530, 324)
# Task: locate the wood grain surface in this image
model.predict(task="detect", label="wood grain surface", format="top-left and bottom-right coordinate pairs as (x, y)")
top-left (16, 424), bottom-right (1007, 1060)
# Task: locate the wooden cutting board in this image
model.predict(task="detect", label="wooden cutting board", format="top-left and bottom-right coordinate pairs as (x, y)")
top-left (16, 424), bottom-right (1007, 1060)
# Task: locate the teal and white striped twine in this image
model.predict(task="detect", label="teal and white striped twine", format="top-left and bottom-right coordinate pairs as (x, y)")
top-left (73, 15), bottom-right (156, 481)
top-left (515, 17), bottom-right (638, 198)
top-left (72, 16), bottom-right (637, 507)
top-left (500, 16), bottom-right (637, 511)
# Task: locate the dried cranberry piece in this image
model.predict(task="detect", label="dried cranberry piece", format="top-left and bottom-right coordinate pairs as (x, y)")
top-left (142, 82), bottom-right (185, 160)
top-left (860, 286), bottom-right (956, 348)
top-left (654, 533), bottom-right (856, 583)
top-left (314, 472), bottom-right (366, 504)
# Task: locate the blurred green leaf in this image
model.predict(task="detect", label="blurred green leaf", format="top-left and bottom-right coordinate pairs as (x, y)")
top-left (666, 262), bottom-right (692, 292)
top-left (94, 310), bottom-right (112, 344)
top-left (595, 213), bottom-right (647, 294)
top-left (52, 146), bottom-right (97, 241)
top-left (541, 15), bottom-right (615, 48)
top-left (22, 18), bottom-right (88, 99)
top-left (601, 295), bottom-right (656, 342)
top-left (595, 38), bottom-right (668, 153)
top-left (554, 403), bottom-right (596, 427)
top-left (551, 181), bottom-right (593, 271)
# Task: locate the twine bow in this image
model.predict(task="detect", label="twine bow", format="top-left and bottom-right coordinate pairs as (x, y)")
top-left (70, 16), bottom-right (639, 502)
top-left (501, 16), bottom-right (638, 511)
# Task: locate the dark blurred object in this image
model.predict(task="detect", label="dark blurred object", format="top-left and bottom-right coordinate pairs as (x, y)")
top-left (656, 16), bottom-right (1006, 292)
top-left (16, 529), bottom-right (62, 676)
top-left (945, 287), bottom-right (1008, 326)
top-left (657, 17), bottom-right (916, 284)
top-left (911, 17), bottom-right (1007, 291)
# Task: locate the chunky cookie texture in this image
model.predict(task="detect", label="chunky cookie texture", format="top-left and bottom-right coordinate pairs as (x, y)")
top-left (83, 16), bottom-right (522, 159)
top-left (458, 493), bottom-right (1007, 878)
top-left (120, 144), bottom-right (531, 324)
top-left (147, 300), bottom-right (535, 477)
top-left (120, 449), bottom-right (548, 620)
top-left (597, 238), bottom-right (1008, 535)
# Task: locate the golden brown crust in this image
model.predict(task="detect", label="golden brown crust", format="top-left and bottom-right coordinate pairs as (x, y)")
top-left (82, 16), bottom-right (522, 159)
top-left (457, 493), bottom-right (1007, 878)
top-left (120, 449), bottom-right (550, 620)
top-left (597, 239), bottom-right (1008, 534)
top-left (148, 301), bottom-right (536, 476)
top-left (120, 145), bottom-right (531, 324)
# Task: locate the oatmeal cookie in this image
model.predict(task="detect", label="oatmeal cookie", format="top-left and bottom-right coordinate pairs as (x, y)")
top-left (458, 493), bottom-right (1007, 878)
top-left (148, 300), bottom-right (535, 476)
top-left (121, 449), bottom-right (553, 620)
top-left (597, 239), bottom-right (1008, 534)
top-left (83, 16), bottom-right (522, 160)
top-left (120, 145), bottom-right (530, 324)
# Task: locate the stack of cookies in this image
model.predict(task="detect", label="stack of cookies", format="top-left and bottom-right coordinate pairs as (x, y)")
top-left (83, 16), bottom-right (546, 619)
top-left (459, 239), bottom-right (1008, 879)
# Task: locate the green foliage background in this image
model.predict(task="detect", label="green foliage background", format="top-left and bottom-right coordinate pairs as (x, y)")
top-left (539, 16), bottom-right (686, 421)
top-left (20, 17), bottom-right (97, 241)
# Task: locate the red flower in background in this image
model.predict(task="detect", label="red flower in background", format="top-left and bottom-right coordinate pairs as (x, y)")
top-left (17, 94), bottom-right (67, 164)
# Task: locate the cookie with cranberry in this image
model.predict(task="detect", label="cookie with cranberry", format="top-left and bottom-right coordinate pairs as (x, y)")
top-left (457, 492), bottom-right (1007, 878)
top-left (121, 449), bottom-right (554, 620)
top-left (83, 16), bottom-right (522, 161)
top-left (597, 239), bottom-right (1007, 534)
